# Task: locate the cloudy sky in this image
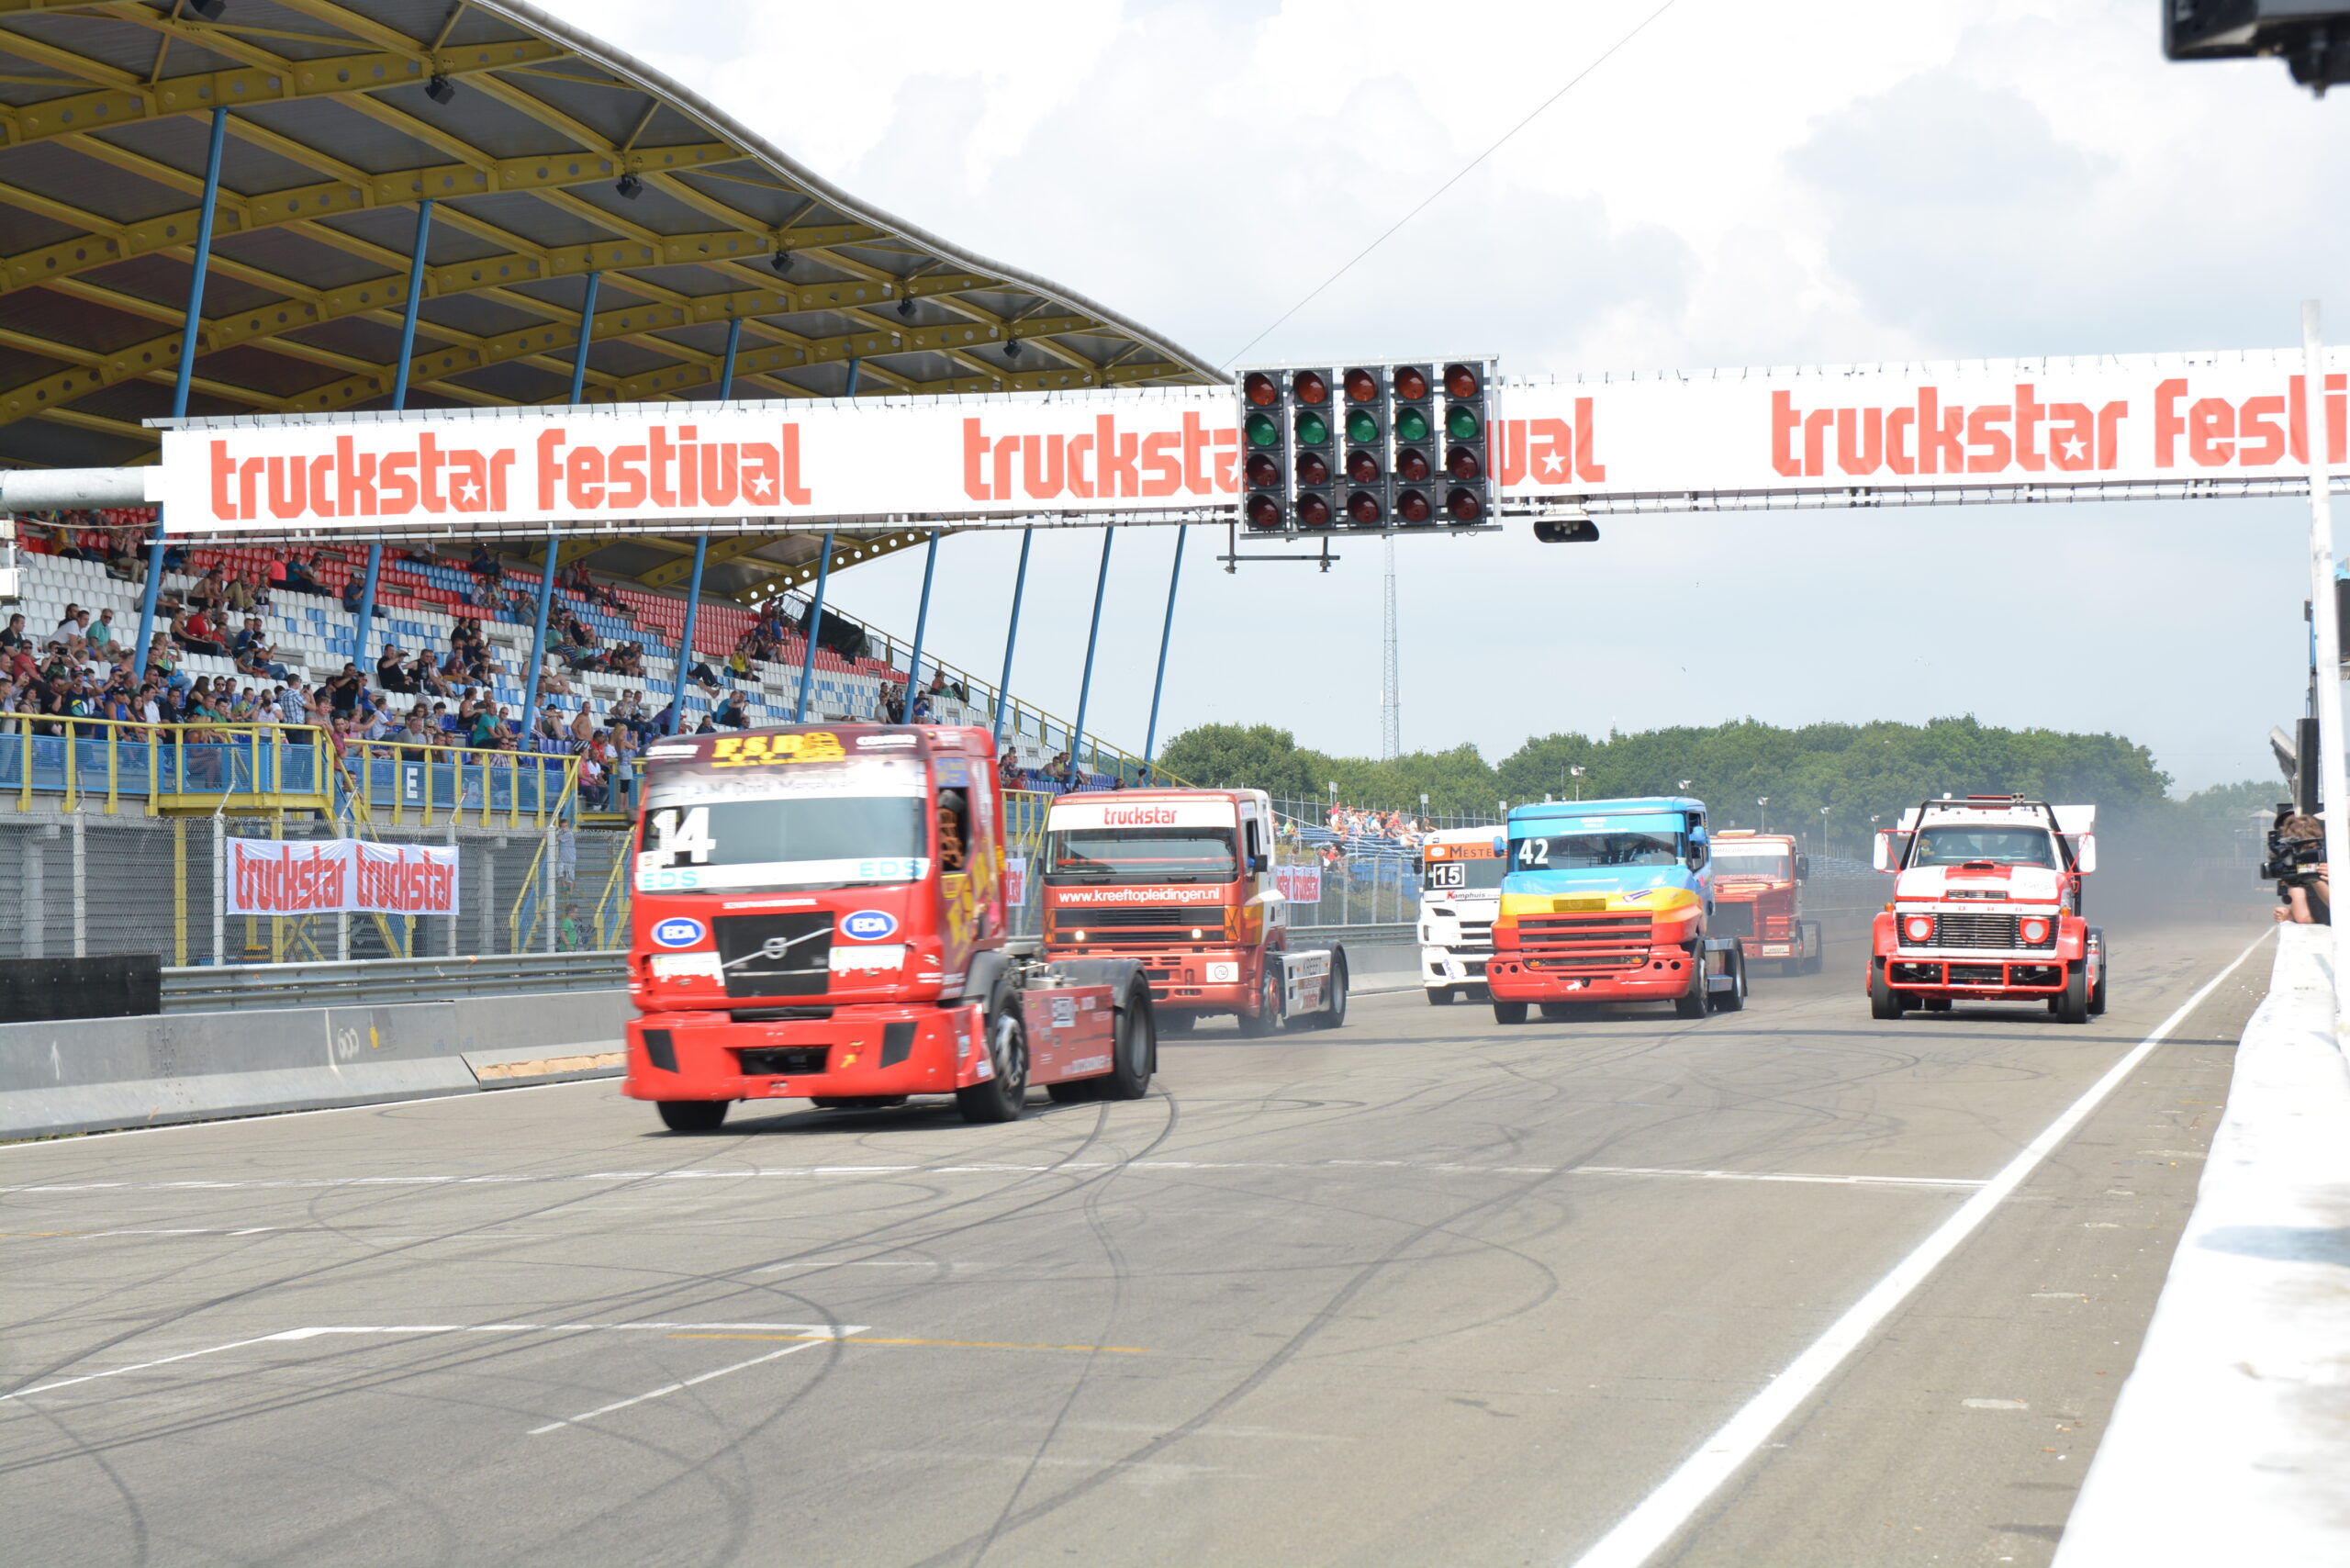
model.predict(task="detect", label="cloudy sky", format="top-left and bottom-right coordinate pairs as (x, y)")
top-left (567, 0), bottom-right (2349, 791)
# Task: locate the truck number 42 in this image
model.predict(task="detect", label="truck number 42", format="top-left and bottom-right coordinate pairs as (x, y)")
top-left (1516, 839), bottom-right (1550, 868)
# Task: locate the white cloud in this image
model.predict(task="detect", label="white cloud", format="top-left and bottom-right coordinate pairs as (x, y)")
top-left (561, 0), bottom-right (2346, 790)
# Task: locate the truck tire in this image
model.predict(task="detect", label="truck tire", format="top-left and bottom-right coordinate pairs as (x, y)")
top-left (1673, 960), bottom-right (1708, 1019)
top-left (1236, 965), bottom-right (1284, 1038)
top-left (1493, 998), bottom-right (1528, 1025)
top-left (1710, 945), bottom-right (1747, 1013)
top-left (2087, 928), bottom-right (2108, 1015)
top-left (1803, 926), bottom-right (1825, 975)
top-left (1310, 953), bottom-right (1348, 1029)
top-left (1869, 960), bottom-right (1909, 1020)
top-left (956, 985), bottom-right (1030, 1123)
top-left (657, 1100), bottom-right (729, 1133)
top-left (2054, 960), bottom-right (2091, 1025)
top-left (1100, 978), bottom-right (1157, 1097)
top-left (1427, 986), bottom-right (1456, 1006)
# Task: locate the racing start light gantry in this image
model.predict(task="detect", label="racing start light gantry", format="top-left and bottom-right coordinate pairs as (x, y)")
top-left (1233, 356), bottom-right (1499, 537)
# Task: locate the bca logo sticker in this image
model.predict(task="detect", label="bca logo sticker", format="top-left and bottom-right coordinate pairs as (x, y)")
top-left (840, 910), bottom-right (898, 942)
top-left (650, 916), bottom-right (706, 948)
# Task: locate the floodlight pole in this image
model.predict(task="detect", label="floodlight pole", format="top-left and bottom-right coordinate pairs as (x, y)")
top-left (994, 527), bottom-right (1034, 745)
top-left (353, 197), bottom-right (435, 674)
top-left (1143, 524), bottom-right (1188, 781)
top-left (2300, 300), bottom-right (2350, 1030)
top-left (904, 529), bottom-right (940, 722)
top-left (1070, 528), bottom-right (1115, 781)
top-left (793, 529), bottom-right (836, 723)
top-left (134, 106), bottom-right (228, 677)
top-left (663, 319), bottom-right (740, 736)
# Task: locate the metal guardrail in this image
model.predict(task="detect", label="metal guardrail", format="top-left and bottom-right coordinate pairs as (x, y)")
top-left (163, 950), bottom-right (626, 1013)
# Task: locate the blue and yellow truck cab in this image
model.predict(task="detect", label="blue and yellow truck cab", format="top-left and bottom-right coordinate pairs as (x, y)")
top-left (1484, 795), bottom-right (1748, 1024)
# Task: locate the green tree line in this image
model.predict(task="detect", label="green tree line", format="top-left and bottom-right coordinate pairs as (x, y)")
top-left (1156, 717), bottom-right (2275, 870)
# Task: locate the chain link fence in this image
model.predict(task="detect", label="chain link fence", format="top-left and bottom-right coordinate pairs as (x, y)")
top-left (0, 811), bottom-right (636, 965)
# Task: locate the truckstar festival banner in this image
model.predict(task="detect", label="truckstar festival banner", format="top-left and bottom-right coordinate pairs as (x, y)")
top-left (226, 837), bottom-right (460, 917)
top-left (152, 347), bottom-right (2346, 532)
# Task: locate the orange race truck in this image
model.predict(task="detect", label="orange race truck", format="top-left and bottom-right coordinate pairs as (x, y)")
top-left (1040, 788), bottom-right (1348, 1036)
top-left (622, 724), bottom-right (1157, 1130)
top-left (1707, 830), bottom-right (1823, 977)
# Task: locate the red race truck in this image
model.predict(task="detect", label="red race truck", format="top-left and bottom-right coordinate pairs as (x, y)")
top-left (1707, 830), bottom-right (1823, 977)
top-left (623, 724), bottom-right (1156, 1130)
top-left (1867, 795), bottom-right (2106, 1023)
top-left (1040, 788), bottom-right (1348, 1036)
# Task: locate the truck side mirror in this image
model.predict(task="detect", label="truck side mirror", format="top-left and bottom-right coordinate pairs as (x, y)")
top-left (1873, 832), bottom-right (1891, 872)
top-left (1795, 855), bottom-right (1809, 881)
top-left (1491, 835), bottom-right (1507, 857)
top-left (2076, 835), bottom-right (2097, 874)
top-left (1249, 853), bottom-right (1268, 874)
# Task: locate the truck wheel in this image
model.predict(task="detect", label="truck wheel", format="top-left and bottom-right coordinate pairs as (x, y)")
top-left (1804, 928), bottom-right (1825, 975)
top-left (1427, 986), bottom-right (1456, 1006)
top-left (1311, 954), bottom-right (1348, 1029)
top-left (1673, 961), bottom-right (1708, 1019)
top-left (1493, 999), bottom-right (1528, 1025)
top-left (657, 1100), bottom-right (729, 1133)
top-left (1101, 980), bottom-right (1157, 1097)
top-left (1710, 945), bottom-right (1747, 1013)
top-left (2054, 961), bottom-right (2091, 1025)
top-left (1236, 967), bottom-right (1284, 1038)
top-left (956, 997), bottom-right (1030, 1123)
top-left (2087, 929), bottom-right (2109, 1015)
top-left (1869, 960), bottom-right (1909, 1020)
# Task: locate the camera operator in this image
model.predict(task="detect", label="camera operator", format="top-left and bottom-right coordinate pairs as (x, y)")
top-left (2266, 812), bottom-right (2331, 925)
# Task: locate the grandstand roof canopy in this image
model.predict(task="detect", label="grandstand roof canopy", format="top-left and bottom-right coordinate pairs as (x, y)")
top-left (0, 0), bottom-right (1220, 602)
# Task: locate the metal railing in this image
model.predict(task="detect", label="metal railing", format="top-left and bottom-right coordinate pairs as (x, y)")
top-left (0, 716), bottom-right (330, 812)
top-left (338, 737), bottom-right (577, 828)
top-left (163, 949), bottom-right (626, 1012)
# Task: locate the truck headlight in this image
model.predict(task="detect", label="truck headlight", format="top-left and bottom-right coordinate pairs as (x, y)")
top-left (2020, 916), bottom-right (2051, 945)
top-left (1902, 914), bottom-right (1934, 943)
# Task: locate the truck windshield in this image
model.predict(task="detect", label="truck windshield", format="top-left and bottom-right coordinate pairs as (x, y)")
top-left (636, 758), bottom-right (929, 892)
top-left (1514, 829), bottom-right (1684, 869)
top-left (1713, 850), bottom-right (1791, 879)
top-left (1045, 827), bottom-right (1237, 883)
top-left (1909, 828), bottom-right (2060, 868)
top-left (1423, 857), bottom-right (1506, 891)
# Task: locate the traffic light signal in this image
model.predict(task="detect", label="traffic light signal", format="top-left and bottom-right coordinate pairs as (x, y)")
top-left (1441, 360), bottom-right (1493, 524)
top-left (1233, 357), bottom-right (1499, 536)
top-left (1241, 370), bottom-right (1286, 532)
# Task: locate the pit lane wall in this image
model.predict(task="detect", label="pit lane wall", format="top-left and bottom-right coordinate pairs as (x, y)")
top-left (0, 989), bottom-right (628, 1141)
top-left (2053, 924), bottom-right (2350, 1567)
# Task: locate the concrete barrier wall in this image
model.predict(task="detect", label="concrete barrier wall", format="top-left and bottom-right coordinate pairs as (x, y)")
top-left (0, 989), bottom-right (630, 1141)
top-left (2053, 925), bottom-right (2350, 1567)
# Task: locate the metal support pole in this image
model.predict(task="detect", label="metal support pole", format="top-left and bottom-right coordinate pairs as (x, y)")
top-left (519, 531), bottom-right (560, 744)
top-left (666, 537), bottom-right (708, 735)
top-left (211, 814), bottom-right (226, 966)
top-left (905, 530), bottom-right (940, 721)
top-left (845, 357), bottom-right (862, 397)
top-left (718, 316), bottom-right (743, 400)
top-left (1143, 525), bottom-right (1187, 779)
top-left (135, 105), bottom-right (229, 676)
top-left (2300, 300), bottom-right (2350, 1029)
top-left (349, 200), bottom-right (435, 674)
top-left (994, 528), bottom-right (1035, 745)
top-left (1071, 528), bottom-right (1116, 781)
top-left (568, 272), bottom-right (601, 405)
top-left (70, 815), bottom-right (84, 959)
top-left (794, 529), bottom-right (837, 723)
top-left (352, 543), bottom-right (383, 671)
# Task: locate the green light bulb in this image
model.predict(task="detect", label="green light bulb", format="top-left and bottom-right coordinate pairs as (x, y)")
top-left (1394, 408), bottom-right (1430, 443)
top-left (1446, 404), bottom-right (1480, 441)
top-left (1346, 409), bottom-right (1378, 445)
top-left (1295, 410), bottom-right (1329, 446)
top-left (1245, 411), bottom-right (1279, 448)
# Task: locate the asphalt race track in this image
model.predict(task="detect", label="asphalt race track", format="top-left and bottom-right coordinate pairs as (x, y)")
top-left (1, 920), bottom-right (2269, 1568)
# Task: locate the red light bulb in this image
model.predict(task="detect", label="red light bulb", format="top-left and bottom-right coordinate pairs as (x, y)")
top-left (1245, 494), bottom-right (1283, 530)
top-left (1292, 370), bottom-right (1329, 405)
top-left (1396, 448), bottom-right (1431, 482)
top-left (1343, 367), bottom-right (1378, 403)
top-left (1296, 493), bottom-right (1332, 529)
top-left (1245, 453), bottom-right (1279, 487)
top-left (1393, 365), bottom-right (1428, 401)
top-left (1396, 487), bottom-right (1431, 523)
top-left (1346, 449), bottom-right (1381, 484)
top-left (1443, 363), bottom-right (1479, 398)
top-left (1445, 487), bottom-right (1483, 522)
top-left (1347, 490), bottom-right (1383, 526)
top-left (1243, 372), bottom-right (1278, 407)
top-left (1295, 452), bottom-right (1329, 487)
top-left (1446, 445), bottom-right (1483, 481)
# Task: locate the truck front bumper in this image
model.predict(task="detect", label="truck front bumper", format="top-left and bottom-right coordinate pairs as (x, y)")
top-left (1485, 946), bottom-right (1697, 1002)
top-left (624, 1003), bottom-right (984, 1103)
top-left (1423, 945), bottom-right (1490, 986)
top-left (1881, 957), bottom-right (2069, 995)
top-left (1048, 945), bottom-right (1255, 1014)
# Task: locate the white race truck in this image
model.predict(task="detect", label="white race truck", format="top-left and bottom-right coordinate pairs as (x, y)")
top-left (1418, 825), bottom-right (1504, 1004)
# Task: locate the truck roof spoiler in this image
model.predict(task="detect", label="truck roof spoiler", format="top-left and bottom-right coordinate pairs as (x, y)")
top-left (1891, 800), bottom-right (2096, 834)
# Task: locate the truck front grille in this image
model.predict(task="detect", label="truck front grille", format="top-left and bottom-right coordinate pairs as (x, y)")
top-left (1055, 907), bottom-right (1222, 944)
top-left (1901, 913), bottom-right (2022, 949)
top-left (1516, 913), bottom-right (1653, 970)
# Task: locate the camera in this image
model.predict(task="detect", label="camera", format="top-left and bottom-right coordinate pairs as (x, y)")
top-left (2259, 804), bottom-right (2325, 887)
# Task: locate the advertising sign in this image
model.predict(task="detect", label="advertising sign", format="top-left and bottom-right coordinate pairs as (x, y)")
top-left (1275, 866), bottom-right (1322, 905)
top-left (152, 347), bottom-right (2346, 533)
top-left (225, 837), bottom-right (461, 916)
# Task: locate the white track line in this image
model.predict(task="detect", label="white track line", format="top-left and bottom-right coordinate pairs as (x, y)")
top-left (1561, 928), bottom-right (2272, 1568)
top-left (1, 1160), bottom-right (1982, 1197)
top-left (2, 1323), bottom-right (862, 1406)
top-left (527, 1338), bottom-right (834, 1435)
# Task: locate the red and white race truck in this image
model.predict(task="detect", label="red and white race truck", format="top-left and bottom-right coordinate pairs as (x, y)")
top-left (622, 724), bottom-right (1157, 1130)
top-left (1040, 789), bottom-right (1347, 1035)
top-left (1707, 829), bottom-right (1822, 977)
top-left (1868, 796), bottom-right (2106, 1023)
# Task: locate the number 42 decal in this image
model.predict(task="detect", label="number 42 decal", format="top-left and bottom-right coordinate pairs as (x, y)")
top-left (1516, 838), bottom-right (1550, 868)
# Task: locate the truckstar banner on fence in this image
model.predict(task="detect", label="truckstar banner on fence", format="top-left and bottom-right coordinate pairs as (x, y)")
top-left (226, 837), bottom-right (460, 917)
top-left (151, 346), bottom-right (2347, 532)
